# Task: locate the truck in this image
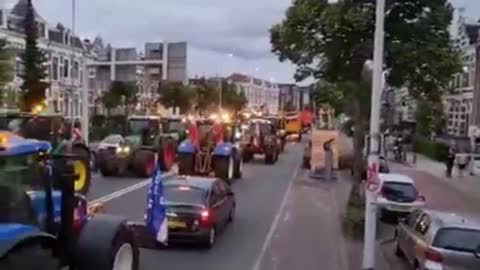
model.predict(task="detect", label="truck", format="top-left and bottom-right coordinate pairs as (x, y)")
top-left (283, 111), bottom-right (302, 142)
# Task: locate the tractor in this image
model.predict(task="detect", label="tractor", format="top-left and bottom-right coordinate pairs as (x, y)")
top-left (0, 131), bottom-right (139, 270)
top-left (177, 115), bottom-right (243, 183)
top-left (240, 118), bottom-right (281, 164)
top-left (0, 112), bottom-right (92, 194)
top-left (263, 115), bottom-right (287, 152)
top-left (283, 111), bottom-right (303, 142)
top-left (96, 115), bottom-right (177, 178)
top-left (160, 116), bottom-right (187, 145)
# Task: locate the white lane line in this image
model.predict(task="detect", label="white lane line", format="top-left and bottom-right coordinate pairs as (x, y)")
top-left (89, 171), bottom-right (175, 205)
top-left (251, 165), bottom-right (300, 270)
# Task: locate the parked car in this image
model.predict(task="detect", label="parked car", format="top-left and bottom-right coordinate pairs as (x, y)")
top-left (396, 209), bottom-right (480, 270)
top-left (163, 176), bottom-right (236, 248)
top-left (350, 156), bottom-right (390, 179)
top-left (377, 173), bottom-right (425, 220)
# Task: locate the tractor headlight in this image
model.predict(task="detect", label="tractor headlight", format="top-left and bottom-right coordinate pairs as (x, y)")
top-left (116, 147), bottom-right (122, 154)
top-left (235, 131), bottom-right (242, 140)
top-left (123, 146), bottom-right (130, 153)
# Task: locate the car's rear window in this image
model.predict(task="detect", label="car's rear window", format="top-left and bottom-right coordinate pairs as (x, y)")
top-left (164, 186), bottom-right (206, 205)
top-left (433, 228), bottom-right (480, 253)
top-left (381, 182), bottom-right (417, 202)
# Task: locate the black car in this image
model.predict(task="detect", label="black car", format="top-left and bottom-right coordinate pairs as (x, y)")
top-left (164, 176), bottom-right (236, 248)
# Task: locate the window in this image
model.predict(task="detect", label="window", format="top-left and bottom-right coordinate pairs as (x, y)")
top-left (73, 61), bottom-right (79, 79)
top-left (381, 182), bottom-right (417, 203)
top-left (52, 57), bottom-right (58, 80)
top-left (64, 59), bottom-right (69, 78)
top-left (164, 186), bottom-right (206, 205)
top-left (433, 228), bottom-right (480, 253)
top-left (415, 214), bottom-right (430, 235)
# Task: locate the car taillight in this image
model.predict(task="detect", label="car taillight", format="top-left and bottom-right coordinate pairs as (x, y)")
top-left (416, 193), bottom-right (426, 202)
top-left (200, 210), bottom-right (212, 226)
top-left (425, 248), bottom-right (443, 262)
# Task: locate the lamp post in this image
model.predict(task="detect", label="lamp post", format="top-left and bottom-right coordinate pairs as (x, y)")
top-left (363, 0), bottom-right (386, 270)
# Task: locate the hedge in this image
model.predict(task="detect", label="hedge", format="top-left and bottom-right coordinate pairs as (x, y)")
top-left (414, 138), bottom-right (449, 162)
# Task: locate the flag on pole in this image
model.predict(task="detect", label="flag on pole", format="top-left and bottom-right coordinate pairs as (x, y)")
top-left (145, 165), bottom-right (168, 244)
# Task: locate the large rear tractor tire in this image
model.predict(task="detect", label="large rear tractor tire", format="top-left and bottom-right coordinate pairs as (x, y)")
top-left (215, 156), bottom-right (234, 183)
top-left (158, 139), bottom-right (176, 172)
top-left (133, 150), bottom-right (156, 178)
top-left (265, 149), bottom-right (276, 165)
top-left (242, 151), bottom-right (253, 163)
top-left (297, 133), bottom-right (302, 142)
top-left (99, 161), bottom-right (117, 177)
top-left (0, 243), bottom-right (58, 270)
top-left (74, 214), bottom-right (139, 270)
top-left (178, 154), bottom-right (195, 175)
top-left (72, 146), bottom-right (91, 194)
top-left (233, 157), bottom-right (243, 179)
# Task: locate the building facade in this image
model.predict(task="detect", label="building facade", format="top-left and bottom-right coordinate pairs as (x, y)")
top-left (0, 0), bottom-right (90, 119)
top-left (228, 73), bottom-right (280, 114)
top-left (446, 7), bottom-right (479, 136)
top-left (1, 0), bottom-right (188, 118)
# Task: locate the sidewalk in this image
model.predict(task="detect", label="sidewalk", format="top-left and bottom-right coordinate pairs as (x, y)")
top-left (403, 152), bottom-right (480, 204)
top-left (255, 169), bottom-right (354, 270)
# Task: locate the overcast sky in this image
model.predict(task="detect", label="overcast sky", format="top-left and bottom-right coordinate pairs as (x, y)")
top-left (4, 0), bottom-right (480, 84)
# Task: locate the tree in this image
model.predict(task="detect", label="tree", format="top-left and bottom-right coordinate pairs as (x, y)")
top-left (221, 82), bottom-right (248, 112)
top-left (101, 89), bottom-right (121, 116)
top-left (20, 0), bottom-right (49, 112)
top-left (270, 0), bottom-right (461, 184)
top-left (109, 81), bottom-right (138, 115)
top-left (157, 81), bottom-right (195, 114)
top-left (195, 81), bottom-right (219, 113)
top-left (0, 39), bottom-right (13, 91)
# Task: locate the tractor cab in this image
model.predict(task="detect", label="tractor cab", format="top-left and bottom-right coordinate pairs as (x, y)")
top-left (0, 131), bottom-right (141, 270)
top-left (0, 113), bottom-right (91, 195)
top-left (241, 118), bottom-right (280, 164)
top-left (127, 115), bottom-right (161, 146)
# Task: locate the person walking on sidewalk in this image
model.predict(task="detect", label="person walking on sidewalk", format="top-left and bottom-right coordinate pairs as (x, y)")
top-left (456, 152), bottom-right (470, 178)
top-left (446, 147), bottom-right (456, 178)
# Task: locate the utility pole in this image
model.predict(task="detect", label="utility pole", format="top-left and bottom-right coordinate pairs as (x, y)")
top-left (69, 0), bottom-right (76, 143)
top-left (363, 0), bottom-right (385, 269)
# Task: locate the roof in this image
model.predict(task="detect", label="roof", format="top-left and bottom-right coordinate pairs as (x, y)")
top-left (0, 131), bottom-right (51, 156)
top-left (424, 209), bottom-right (480, 230)
top-left (164, 176), bottom-right (216, 190)
top-left (379, 173), bottom-right (414, 184)
top-left (10, 0), bottom-right (44, 21)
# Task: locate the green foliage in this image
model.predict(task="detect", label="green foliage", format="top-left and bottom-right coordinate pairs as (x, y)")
top-left (342, 188), bottom-right (365, 240)
top-left (101, 81), bottom-right (138, 116)
top-left (0, 39), bottom-right (13, 91)
top-left (221, 82), bottom-right (248, 112)
top-left (416, 98), bottom-right (445, 137)
top-left (414, 138), bottom-right (449, 162)
top-left (157, 81), bottom-right (195, 114)
top-left (20, 0), bottom-right (49, 112)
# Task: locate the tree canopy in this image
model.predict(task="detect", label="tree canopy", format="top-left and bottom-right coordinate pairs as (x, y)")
top-left (101, 81), bottom-right (138, 115)
top-left (20, 0), bottom-right (49, 112)
top-left (0, 39), bottom-right (13, 92)
top-left (157, 81), bottom-right (195, 114)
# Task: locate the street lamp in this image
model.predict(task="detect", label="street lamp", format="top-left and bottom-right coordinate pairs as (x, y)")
top-left (363, 0), bottom-right (386, 270)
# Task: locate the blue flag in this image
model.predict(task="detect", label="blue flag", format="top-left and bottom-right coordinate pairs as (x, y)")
top-left (145, 165), bottom-right (168, 244)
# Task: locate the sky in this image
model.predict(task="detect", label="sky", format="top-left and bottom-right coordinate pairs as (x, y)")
top-left (4, 0), bottom-right (480, 84)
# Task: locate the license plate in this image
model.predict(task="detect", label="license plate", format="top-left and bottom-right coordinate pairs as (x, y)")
top-left (168, 220), bottom-right (187, 229)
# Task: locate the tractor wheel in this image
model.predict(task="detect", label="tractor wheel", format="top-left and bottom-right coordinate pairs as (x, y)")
top-left (215, 156), bottom-right (234, 183)
top-left (265, 149), bottom-right (275, 164)
top-left (178, 154), bottom-right (195, 175)
top-left (281, 138), bottom-right (286, 152)
top-left (297, 133), bottom-right (302, 142)
top-left (0, 243), bottom-right (59, 270)
top-left (74, 214), bottom-right (139, 270)
top-left (133, 150), bottom-right (155, 178)
top-left (233, 156), bottom-right (243, 179)
top-left (99, 161), bottom-right (116, 177)
top-left (72, 146), bottom-right (91, 194)
top-left (242, 151), bottom-right (253, 163)
top-left (158, 139), bottom-right (176, 172)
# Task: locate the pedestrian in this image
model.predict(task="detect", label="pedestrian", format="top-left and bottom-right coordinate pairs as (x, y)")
top-left (456, 152), bottom-right (469, 178)
top-left (446, 147), bottom-right (455, 178)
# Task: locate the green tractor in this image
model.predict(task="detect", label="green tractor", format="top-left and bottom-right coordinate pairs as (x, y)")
top-left (160, 116), bottom-right (187, 145)
top-left (96, 115), bottom-right (177, 178)
top-left (0, 112), bottom-right (92, 195)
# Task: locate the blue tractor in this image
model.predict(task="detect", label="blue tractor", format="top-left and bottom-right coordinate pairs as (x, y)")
top-left (177, 117), bottom-right (243, 183)
top-left (0, 131), bottom-right (140, 270)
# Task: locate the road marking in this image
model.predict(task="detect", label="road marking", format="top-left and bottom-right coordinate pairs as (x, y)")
top-left (251, 165), bottom-right (300, 270)
top-left (89, 171), bottom-right (175, 205)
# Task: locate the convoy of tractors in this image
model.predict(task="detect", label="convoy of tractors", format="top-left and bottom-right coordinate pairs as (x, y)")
top-left (0, 107), bottom-right (314, 270)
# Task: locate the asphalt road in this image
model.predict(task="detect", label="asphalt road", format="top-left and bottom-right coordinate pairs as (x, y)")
top-left (91, 142), bottom-right (304, 270)
top-left (379, 162), bottom-right (480, 270)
